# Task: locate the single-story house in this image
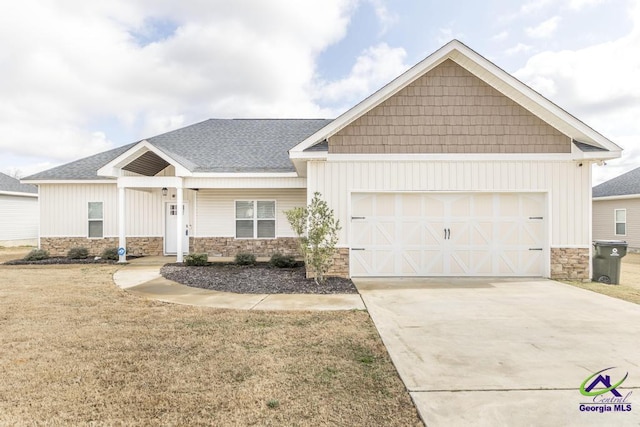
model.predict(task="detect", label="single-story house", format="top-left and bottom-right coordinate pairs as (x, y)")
top-left (0, 172), bottom-right (38, 246)
top-left (23, 40), bottom-right (621, 280)
top-left (593, 166), bottom-right (640, 252)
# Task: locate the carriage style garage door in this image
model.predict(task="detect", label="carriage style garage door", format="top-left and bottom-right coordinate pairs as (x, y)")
top-left (350, 192), bottom-right (547, 277)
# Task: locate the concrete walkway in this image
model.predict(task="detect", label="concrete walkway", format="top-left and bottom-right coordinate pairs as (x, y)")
top-left (113, 256), bottom-right (365, 311)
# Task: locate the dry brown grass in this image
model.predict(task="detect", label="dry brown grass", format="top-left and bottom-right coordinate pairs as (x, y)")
top-left (0, 246), bottom-right (32, 263)
top-left (0, 263), bottom-right (421, 426)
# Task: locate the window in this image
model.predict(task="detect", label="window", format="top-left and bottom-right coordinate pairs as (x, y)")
top-left (88, 202), bottom-right (104, 238)
top-left (615, 209), bottom-right (626, 236)
top-left (235, 201), bottom-right (276, 239)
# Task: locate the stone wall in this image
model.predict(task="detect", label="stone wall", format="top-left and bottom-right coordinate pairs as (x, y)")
top-left (306, 248), bottom-right (350, 279)
top-left (191, 237), bottom-right (300, 258)
top-left (40, 237), bottom-right (164, 257)
top-left (550, 247), bottom-right (590, 281)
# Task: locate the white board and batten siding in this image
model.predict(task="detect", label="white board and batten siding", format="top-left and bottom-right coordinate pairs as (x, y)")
top-left (196, 189), bottom-right (306, 237)
top-left (0, 194), bottom-right (38, 244)
top-left (307, 160), bottom-right (592, 248)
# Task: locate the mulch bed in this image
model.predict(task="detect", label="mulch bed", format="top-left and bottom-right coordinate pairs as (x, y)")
top-left (161, 263), bottom-right (358, 294)
top-left (3, 256), bottom-right (139, 265)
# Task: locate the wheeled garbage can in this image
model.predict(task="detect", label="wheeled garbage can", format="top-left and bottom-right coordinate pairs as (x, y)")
top-left (592, 240), bottom-right (628, 284)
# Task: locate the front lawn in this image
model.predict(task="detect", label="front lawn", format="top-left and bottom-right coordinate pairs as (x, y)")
top-left (0, 263), bottom-right (421, 426)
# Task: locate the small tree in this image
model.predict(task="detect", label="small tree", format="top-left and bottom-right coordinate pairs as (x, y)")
top-left (285, 192), bottom-right (341, 284)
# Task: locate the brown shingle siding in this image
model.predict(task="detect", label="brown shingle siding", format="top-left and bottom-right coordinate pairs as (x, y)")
top-left (329, 59), bottom-right (570, 154)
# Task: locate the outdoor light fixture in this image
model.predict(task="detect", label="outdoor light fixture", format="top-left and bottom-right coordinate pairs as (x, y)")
top-left (162, 187), bottom-right (168, 196)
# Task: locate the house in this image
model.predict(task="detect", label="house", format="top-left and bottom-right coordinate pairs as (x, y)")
top-left (22, 40), bottom-right (621, 280)
top-left (593, 166), bottom-right (640, 252)
top-left (0, 172), bottom-right (38, 246)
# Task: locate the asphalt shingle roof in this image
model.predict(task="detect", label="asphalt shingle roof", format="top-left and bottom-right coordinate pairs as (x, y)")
top-left (593, 166), bottom-right (640, 198)
top-left (24, 119), bottom-right (332, 180)
top-left (0, 172), bottom-right (38, 194)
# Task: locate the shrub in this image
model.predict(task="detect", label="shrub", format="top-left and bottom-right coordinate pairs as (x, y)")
top-left (269, 252), bottom-right (297, 268)
top-left (101, 247), bottom-right (119, 261)
top-left (235, 252), bottom-right (256, 265)
top-left (67, 246), bottom-right (89, 259)
top-left (185, 253), bottom-right (208, 266)
top-left (24, 249), bottom-right (50, 261)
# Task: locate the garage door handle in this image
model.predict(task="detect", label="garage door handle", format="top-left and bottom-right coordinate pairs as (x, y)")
top-left (351, 216), bottom-right (366, 220)
top-left (444, 228), bottom-right (451, 240)
top-left (529, 248), bottom-right (543, 251)
top-left (351, 248), bottom-right (365, 251)
top-left (529, 216), bottom-right (544, 220)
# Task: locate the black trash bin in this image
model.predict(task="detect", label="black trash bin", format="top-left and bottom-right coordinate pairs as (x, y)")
top-left (592, 240), bottom-right (628, 284)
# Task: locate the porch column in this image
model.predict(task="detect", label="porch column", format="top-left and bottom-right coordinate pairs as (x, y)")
top-left (176, 185), bottom-right (184, 263)
top-left (118, 186), bottom-right (127, 263)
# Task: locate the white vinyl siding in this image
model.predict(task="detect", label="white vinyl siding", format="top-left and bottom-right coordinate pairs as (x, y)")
top-left (615, 209), bottom-right (626, 236)
top-left (0, 194), bottom-right (38, 242)
top-left (593, 198), bottom-right (640, 250)
top-left (308, 160), bottom-right (591, 247)
top-left (196, 189), bottom-right (305, 238)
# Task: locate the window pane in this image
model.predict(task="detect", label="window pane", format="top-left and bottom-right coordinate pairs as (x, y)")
top-left (236, 220), bottom-right (254, 238)
top-left (615, 210), bottom-right (626, 222)
top-left (88, 202), bottom-right (103, 220)
top-left (257, 220), bottom-right (275, 238)
top-left (257, 201), bottom-right (275, 219)
top-left (236, 201), bottom-right (254, 219)
top-left (616, 223), bottom-right (626, 235)
top-left (88, 221), bottom-right (103, 238)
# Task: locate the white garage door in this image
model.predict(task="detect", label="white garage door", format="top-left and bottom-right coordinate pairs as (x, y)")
top-left (350, 192), bottom-right (546, 277)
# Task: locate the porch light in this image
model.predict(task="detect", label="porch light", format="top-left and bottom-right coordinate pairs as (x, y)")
top-left (162, 187), bottom-right (168, 196)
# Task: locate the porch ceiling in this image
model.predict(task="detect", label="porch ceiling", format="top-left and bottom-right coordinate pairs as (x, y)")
top-left (123, 151), bottom-right (170, 176)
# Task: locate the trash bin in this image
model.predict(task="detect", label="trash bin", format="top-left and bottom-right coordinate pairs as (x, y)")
top-left (592, 240), bottom-right (628, 284)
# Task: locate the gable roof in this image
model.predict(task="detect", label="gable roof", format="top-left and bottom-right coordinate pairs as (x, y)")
top-left (289, 39), bottom-right (621, 159)
top-left (0, 172), bottom-right (38, 195)
top-left (24, 119), bottom-right (332, 181)
top-left (593, 166), bottom-right (640, 198)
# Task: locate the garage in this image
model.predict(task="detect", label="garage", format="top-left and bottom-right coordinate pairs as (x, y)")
top-left (350, 192), bottom-right (547, 277)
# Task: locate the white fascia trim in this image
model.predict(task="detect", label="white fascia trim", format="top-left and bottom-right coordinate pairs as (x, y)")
top-left (20, 179), bottom-right (116, 185)
top-left (190, 172), bottom-right (300, 178)
top-left (289, 151), bottom-right (329, 160)
top-left (593, 194), bottom-right (640, 201)
top-left (97, 140), bottom-right (193, 177)
top-left (327, 153), bottom-right (580, 162)
top-left (577, 150), bottom-right (621, 160)
top-left (0, 191), bottom-right (38, 198)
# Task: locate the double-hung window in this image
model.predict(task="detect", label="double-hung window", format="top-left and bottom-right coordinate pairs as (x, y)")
top-left (615, 209), bottom-right (626, 236)
top-left (88, 202), bottom-right (104, 238)
top-left (235, 201), bottom-right (276, 239)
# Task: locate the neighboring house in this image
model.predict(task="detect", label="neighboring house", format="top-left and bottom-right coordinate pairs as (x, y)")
top-left (0, 172), bottom-right (38, 246)
top-left (593, 166), bottom-right (640, 252)
top-left (23, 40), bottom-right (621, 280)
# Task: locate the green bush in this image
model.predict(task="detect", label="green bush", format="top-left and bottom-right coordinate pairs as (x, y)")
top-left (67, 246), bottom-right (89, 259)
top-left (269, 252), bottom-right (297, 268)
top-left (235, 252), bottom-right (256, 265)
top-left (101, 247), bottom-right (119, 261)
top-left (24, 249), bottom-right (50, 261)
top-left (185, 253), bottom-right (208, 266)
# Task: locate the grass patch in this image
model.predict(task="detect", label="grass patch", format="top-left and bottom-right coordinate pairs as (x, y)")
top-left (0, 263), bottom-right (421, 426)
top-left (562, 280), bottom-right (640, 305)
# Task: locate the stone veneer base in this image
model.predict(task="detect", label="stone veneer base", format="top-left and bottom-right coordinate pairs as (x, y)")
top-left (40, 237), bottom-right (164, 257)
top-left (192, 237), bottom-right (300, 258)
top-left (550, 247), bottom-right (590, 281)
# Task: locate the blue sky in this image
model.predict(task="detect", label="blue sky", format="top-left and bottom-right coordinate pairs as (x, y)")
top-left (0, 0), bottom-right (638, 184)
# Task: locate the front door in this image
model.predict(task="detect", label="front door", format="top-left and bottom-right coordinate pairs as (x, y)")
top-left (165, 202), bottom-right (190, 254)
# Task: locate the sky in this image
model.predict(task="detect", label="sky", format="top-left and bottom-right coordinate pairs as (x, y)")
top-left (0, 0), bottom-right (638, 185)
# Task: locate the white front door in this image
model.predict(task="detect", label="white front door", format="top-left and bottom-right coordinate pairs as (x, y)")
top-left (350, 192), bottom-right (547, 277)
top-left (165, 202), bottom-right (190, 254)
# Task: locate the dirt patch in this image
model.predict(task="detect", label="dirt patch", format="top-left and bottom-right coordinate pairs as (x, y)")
top-left (0, 264), bottom-right (420, 426)
top-left (161, 263), bottom-right (358, 294)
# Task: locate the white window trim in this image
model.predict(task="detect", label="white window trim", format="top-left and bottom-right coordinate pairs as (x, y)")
top-left (234, 200), bottom-right (277, 239)
top-left (88, 201), bottom-right (104, 239)
top-left (614, 208), bottom-right (627, 236)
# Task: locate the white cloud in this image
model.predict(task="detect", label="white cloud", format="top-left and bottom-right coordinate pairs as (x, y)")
top-left (505, 43), bottom-right (533, 55)
top-left (0, 0), bottom-right (357, 172)
top-left (515, 2), bottom-right (640, 184)
top-left (491, 31), bottom-right (509, 41)
top-left (436, 28), bottom-right (465, 45)
top-left (568, 0), bottom-right (606, 10)
top-left (315, 43), bottom-right (408, 113)
top-left (525, 16), bottom-right (561, 38)
top-left (367, 0), bottom-right (399, 35)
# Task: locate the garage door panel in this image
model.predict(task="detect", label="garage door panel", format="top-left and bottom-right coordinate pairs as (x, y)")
top-left (350, 192), bottom-right (546, 277)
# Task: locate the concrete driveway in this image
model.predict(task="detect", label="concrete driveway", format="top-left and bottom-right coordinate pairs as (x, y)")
top-left (355, 278), bottom-right (640, 426)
